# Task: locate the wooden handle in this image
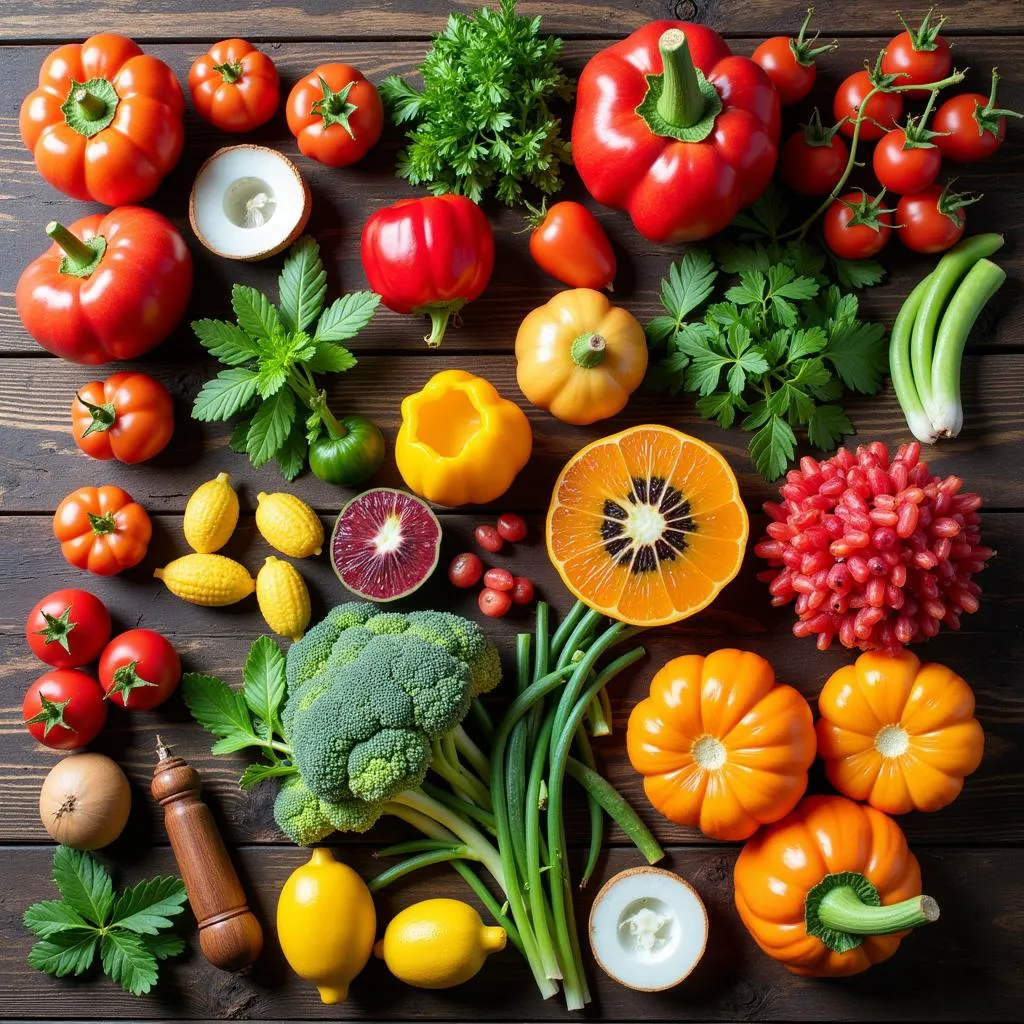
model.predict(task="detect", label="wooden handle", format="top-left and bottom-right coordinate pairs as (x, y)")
top-left (152, 747), bottom-right (263, 972)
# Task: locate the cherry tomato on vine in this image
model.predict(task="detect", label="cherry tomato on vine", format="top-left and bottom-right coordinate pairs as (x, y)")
top-left (934, 71), bottom-right (1023, 163)
top-left (823, 191), bottom-right (894, 260)
top-left (834, 56), bottom-right (904, 141)
top-left (880, 10), bottom-right (952, 94)
top-left (528, 201), bottom-right (615, 290)
top-left (26, 589), bottom-right (111, 669)
top-left (752, 8), bottom-right (837, 107)
top-left (872, 127), bottom-right (942, 195)
top-left (896, 183), bottom-right (980, 254)
top-left (99, 628), bottom-right (181, 710)
top-left (23, 669), bottom-right (107, 750)
top-left (779, 110), bottom-right (849, 197)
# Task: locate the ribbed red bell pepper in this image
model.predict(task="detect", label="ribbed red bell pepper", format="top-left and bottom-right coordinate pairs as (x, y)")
top-left (572, 22), bottom-right (781, 244)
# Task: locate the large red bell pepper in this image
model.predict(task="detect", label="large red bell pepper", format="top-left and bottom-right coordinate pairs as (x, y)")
top-left (572, 22), bottom-right (781, 244)
top-left (16, 206), bottom-right (193, 365)
top-left (360, 195), bottom-right (494, 347)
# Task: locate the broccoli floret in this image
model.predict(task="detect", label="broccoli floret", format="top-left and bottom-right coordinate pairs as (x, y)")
top-left (346, 727), bottom-right (431, 802)
top-left (320, 794), bottom-right (383, 834)
top-left (285, 602), bottom-right (377, 693)
top-left (407, 610), bottom-right (502, 696)
top-left (274, 775), bottom-right (335, 846)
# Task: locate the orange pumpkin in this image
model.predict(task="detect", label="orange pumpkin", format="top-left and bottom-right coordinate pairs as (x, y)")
top-left (816, 649), bottom-right (984, 815)
top-left (626, 649), bottom-right (816, 840)
top-left (734, 795), bottom-right (939, 977)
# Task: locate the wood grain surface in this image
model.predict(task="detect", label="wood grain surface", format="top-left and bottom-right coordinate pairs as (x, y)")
top-left (1, 2), bottom-right (1021, 1021)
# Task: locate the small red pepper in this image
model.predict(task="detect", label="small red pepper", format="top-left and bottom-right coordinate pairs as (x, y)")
top-left (360, 195), bottom-right (495, 347)
top-left (572, 21), bottom-right (780, 244)
top-left (16, 206), bottom-right (193, 365)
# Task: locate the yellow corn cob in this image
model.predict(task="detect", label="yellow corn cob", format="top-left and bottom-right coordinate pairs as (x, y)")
top-left (183, 472), bottom-right (240, 553)
top-left (255, 491), bottom-right (323, 559)
top-left (256, 556), bottom-right (311, 642)
top-left (154, 553), bottom-right (255, 607)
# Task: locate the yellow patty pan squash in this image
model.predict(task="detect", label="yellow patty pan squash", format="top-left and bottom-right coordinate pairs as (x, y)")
top-left (395, 369), bottom-right (532, 507)
top-left (515, 288), bottom-right (648, 425)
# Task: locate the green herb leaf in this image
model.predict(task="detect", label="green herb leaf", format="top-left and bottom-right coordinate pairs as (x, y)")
top-left (182, 672), bottom-right (261, 755)
top-left (315, 291), bottom-right (381, 342)
top-left (231, 285), bottom-right (280, 342)
top-left (717, 242), bottom-right (772, 275)
top-left (725, 270), bottom-right (766, 308)
top-left (658, 250), bottom-right (717, 323)
top-left (278, 236), bottom-right (327, 333)
top-left (229, 416), bottom-right (253, 454)
top-left (696, 391), bottom-right (745, 429)
top-left (749, 414), bottom-right (797, 481)
top-left (100, 930), bottom-right (159, 996)
top-left (243, 636), bottom-right (287, 736)
top-left (192, 319), bottom-right (261, 366)
top-left (23, 900), bottom-right (89, 939)
top-left (823, 319), bottom-right (888, 393)
top-left (28, 931), bottom-right (99, 978)
top-left (52, 846), bottom-right (112, 926)
top-left (109, 877), bottom-right (188, 936)
top-left (731, 183), bottom-right (790, 241)
top-left (274, 424), bottom-right (308, 482)
top-left (255, 359), bottom-right (290, 399)
top-left (306, 342), bottom-right (357, 374)
top-left (833, 256), bottom-right (886, 289)
top-left (239, 762), bottom-right (298, 790)
top-left (143, 934), bottom-right (187, 961)
top-left (808, 403), bottom-right (855, 450)
top-left (246, 387), bottom-right (297, 467)
top-left (192, 368), bottom-right (260, 422)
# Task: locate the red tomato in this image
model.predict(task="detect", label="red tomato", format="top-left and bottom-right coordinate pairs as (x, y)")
top-left (496, 513), bottom-right (528, 544)
top-left (99, 628), bottom-right (181, 710)
top-left (880, 11), bottom-right (952, 93)
top-left (189, 38), bottom-right (279, 133)
top-left (528, 202), bottom-right (616, 290)
top-left (779, 113), bottom-right (849, 197)
top-left (72, 372), bottom-right (174, 464)
top-left (474, 525), bottom-right (503, 554)
top-left (448, 552), bottom-right (484, 589)
top-left (510, 577), bottom-right (535, 606)
top-left (752, 9), bottom-right (836, 107)
top-left (286, 63), bottom-right (382, 167)
top-left (26, 589), bottom-right (111, 669)
top-left (23, 669), bottom-right (107, 750)
top-left (872, 128), bottom-right (942, 195)
top-left (896, 184), bottom-right (978, 253)
top-left (834, 64), bottom-right (903, 142)
top-left (934, 71), bottom-right (1021, 163)
top-left (823, 191), bottom-right (893, 259)
top-left (479, 588), bottom-right (512, 618)
top-left (483, 568), bottom-right (514, 592)
top-left (53, 485), bottom-right (152, 576)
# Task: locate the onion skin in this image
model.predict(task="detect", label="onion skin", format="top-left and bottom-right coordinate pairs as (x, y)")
top-left (39, 753), bottom-right (131, 850)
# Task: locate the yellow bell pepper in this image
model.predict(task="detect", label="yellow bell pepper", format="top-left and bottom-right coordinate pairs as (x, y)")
top-left (396, 369), bottom-right (532, 507)
top-left (515, 288), bottom-right (648, 425)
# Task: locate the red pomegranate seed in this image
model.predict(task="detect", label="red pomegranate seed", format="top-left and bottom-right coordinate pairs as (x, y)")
top-left (496, 513), bottom-right (528, 543)
top-left (483, 567), bottom-right (514, 592)
top-left (510, 577), bottom-right (535, 606)
top-left (475, 525), bottom-right (503, 553)
top-left (479, 588), bottom-right (512, 618)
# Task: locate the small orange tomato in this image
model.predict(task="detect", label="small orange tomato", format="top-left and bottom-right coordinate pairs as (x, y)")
top-left (816, 649), bottom-right (985, 814)
top-left (72, 372), bottom-right (174, 464)
top-left (286, 64), bottom-right (383, 167)
top-left (626, 649), bottom-right (816, 840)
top-left (528, 201), bottom-right (616, 290)
top-left (188, 38), bottom-right (280, 133)
top-left (53, 486), bottom-right (152, 576)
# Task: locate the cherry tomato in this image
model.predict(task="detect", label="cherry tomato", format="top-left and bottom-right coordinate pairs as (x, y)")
top-left (779, 114), bottom-right (849, 197)
top-left (752, 10), bottom-right (836, 107)
top-left (880, 10), bottom-right (952, 93)
top-left (510, 577), bottom-right (535, 606)
top-left (72, 372), bottom-right (174, 464)
top-left (188, 38), bottom-right (280, 133)
top-left (474, 525), bottom-right (503, 554)
top-left (834, 65), bottom-right (903, 142)
top-left (26, 589), bottom-right (111, 669)
top-left (529, 202), bottom-right (615, 290)
top-left (872, 128), bottom-right (942, 195)
top-left (99, 629), bottom-right (181, 710)
top-left (23, 669), bottom-right (107, 750)
top-left (496, 513), bottom-right (528, 544)
top-left (53, 486), bottom-right (152, 576)
top-left (823, 191), bottom-right (894, 260)
top-left (483, 568), bottom-right (514, 592)
top-left (896, 184), bottom-right (978, 254)
top-left (448, 552), bottom-right (484, 589)
top-left (479, 588), bottom-right (512, 618)
top-left (934, 71), bottom-right (1022, 164)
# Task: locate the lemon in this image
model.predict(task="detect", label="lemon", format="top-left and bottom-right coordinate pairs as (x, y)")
top-left (374, 898), bottom-right (506, 989)
top-left (183, 472), bottom-right (239, 553)
top-left (256, 556), bottom-right (310, 641)
top-left (255, 491), bottom-right (323, 558)
top-left (154, 553), bottom-right (254, 606)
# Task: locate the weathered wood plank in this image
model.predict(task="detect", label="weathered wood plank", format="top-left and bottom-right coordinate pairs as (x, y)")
top-left (0, 843), bottom-right (1020, 1020)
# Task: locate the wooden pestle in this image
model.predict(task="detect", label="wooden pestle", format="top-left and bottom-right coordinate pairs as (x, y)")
top-left (151, 737), bottom-right (263, 972)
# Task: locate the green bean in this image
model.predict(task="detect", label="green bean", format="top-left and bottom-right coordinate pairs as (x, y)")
top-left (368, 846), bottom-right (476, 892)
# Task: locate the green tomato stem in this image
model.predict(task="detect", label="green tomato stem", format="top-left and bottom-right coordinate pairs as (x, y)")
top-left (888, 275), bottom-right (938, 444)
top-left (212, 60), bottom-right (244, 84)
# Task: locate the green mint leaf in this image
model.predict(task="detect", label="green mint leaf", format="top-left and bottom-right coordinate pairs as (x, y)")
top-left (243, 636), bottom-right (287, 736)
top-left (279, 236), bottom-right (327, 333)
top-left (231, 285), bottom-right (280, 342)
top-left (23, 900), bottom-right (89, 939)
top-left (696, 391), bottom-right (745, 429)
top-left (182, 672), bottom-right (262, 754)
top-left (658, 250), bottom-right (717, 322)
top-left (749, 414), bottom-right (797, 481)
top-left (240, 762), bottom-right (298, 790)
top-left (192, 319), bottom-right (260, 366)
top-left (143, 933), bottom-right (187, 961)
top-left (109, 877), bottom-right (187, 936)
top-left (315, 291), bottom-right (381, 342)
top-left (807, 403), bottom-right (854, 450)
top-left (717, 243), bottom-right (772, 275)
top-left (306, 342), bottom-right (357, 374)
top-left (824, 319), bottom-right (888, 394)
top-left (246, 387), bottom-right (297, 467)
top-left (52, 846), bottom-right (113, 926)
top-left (832, 256), bottom-right (886, 290)
top-left (725, 270), bottom-right (766, 307)
top-left (100, 930), bottom-right (159, 996)
top-left (274, 423), bottom-right (308, 482)
top-left (192, 368), bottom-right (260, 422)
top-left (28, 931), bottom-right (99, 979)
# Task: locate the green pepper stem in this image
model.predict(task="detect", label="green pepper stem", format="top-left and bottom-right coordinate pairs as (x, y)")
top-left (656, 29), bottom-right (706, 128)
top-left (212, 60), bottom-right (243, 84)
top-left (817, 886), bottom-right (940, 935)
top-left (570, 333), bottom-right (607, 369)
top-left (46, 222), bottom-right (96, 270)
top-left (72, 86), bottom-right (107, 121)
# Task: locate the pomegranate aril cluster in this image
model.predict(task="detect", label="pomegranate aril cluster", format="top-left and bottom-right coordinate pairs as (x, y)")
top-left (755, 442), bottom-right (991, 652)
top-left (448, 513), bottom-right (534, 618)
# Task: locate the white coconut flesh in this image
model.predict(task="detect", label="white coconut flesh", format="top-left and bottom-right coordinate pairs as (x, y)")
top-left (190, 146), bottom-right (309, 260)
top-left (589, 866), bottom-right (708, 992)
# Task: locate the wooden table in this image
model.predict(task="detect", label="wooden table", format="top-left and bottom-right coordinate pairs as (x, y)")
top-left (1, 2), bottom-right (1021, 1020)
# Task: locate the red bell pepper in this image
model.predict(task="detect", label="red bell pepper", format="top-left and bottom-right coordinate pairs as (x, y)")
top-left (16, 206), bottom-right (193, 365)
top-left (360, 195), bottom-right (494, 347)
top-left (572, 22), bottom-right (781, 244)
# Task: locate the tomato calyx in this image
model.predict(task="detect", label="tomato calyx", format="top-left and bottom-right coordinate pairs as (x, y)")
top-left (893, 89), bottom-right (945, 150)
top-left (25, 693), bottom-right (76, 737)
top-left (636, 29), bottom-right (723, 144)
top-left (46, 222), bottom-right (106, 279)
top-left (842, 189), bottom-right (898, 231)
top-left (87, 510), bottom-right (118, 536)
top-left (897, 7), bottom-right (947, 53)
top-left (60, 76), bottom-right (119, 137)
top-left (932, 180), bottom-right (984, 224)
top-left (311, 75), bottom-right (360, 139)
top-left (973, 69), bottom-right (1024, 138)
top-left (788, 7), bottom-right (838, 68)
top-left (33, 604), bottom-right (77, 653)
top-left (75, 392), bottom-right (118, 437)
top-left (801, 107), bottom-right (847, 147)
top-left (212, 59), bottom-right (245, 84)
top-left (105, 659), bottom-right (158, 702)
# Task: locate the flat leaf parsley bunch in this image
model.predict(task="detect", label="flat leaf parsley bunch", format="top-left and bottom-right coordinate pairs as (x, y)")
top-left (646, 188), bottom-right (888, 480)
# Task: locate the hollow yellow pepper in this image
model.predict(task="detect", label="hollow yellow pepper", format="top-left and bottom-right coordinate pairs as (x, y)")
top-left (395, 369), bottom-right (532, 507)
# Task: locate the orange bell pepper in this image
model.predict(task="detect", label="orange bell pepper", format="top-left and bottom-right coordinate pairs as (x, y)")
top-left (816, 649), bottom-right (984, 814)
top-left (734, 795), bottom-right (939, 977)
top-left (626, 649), bottom-right (816, 840)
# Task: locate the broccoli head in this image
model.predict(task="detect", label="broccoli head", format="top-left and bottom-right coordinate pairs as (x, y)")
top-left (273, 775), bottom-right (382, 845)
top-left (284, 602), bottom-right (378, 695)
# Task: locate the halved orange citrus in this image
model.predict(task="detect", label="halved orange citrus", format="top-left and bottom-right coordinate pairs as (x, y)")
top-left (546, 425), bottom-right (748, 627)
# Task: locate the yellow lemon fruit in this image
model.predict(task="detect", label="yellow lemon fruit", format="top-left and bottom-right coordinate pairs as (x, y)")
top-left (374, 898), bottom-right (506, 989)
top-left (277, 848), bottom-right (376, 1005)
top-left (153, 553), bottom-right (254, 606)
top-left (183, 472), bottom-right (239, 553)
top-left (256, 556), bottom-right (311, 642)
top-left (255, 491), bottom-right (323, 558)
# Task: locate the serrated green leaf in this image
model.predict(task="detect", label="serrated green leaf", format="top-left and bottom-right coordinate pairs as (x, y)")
top-left (768, 264), bottom-right (819, 302)
top-left (717, 242), bottom-right (772, 275)
top-left (28, 931), bottom-right (99, 978)
top-left (658, 250), bottom-right (717, 322)
top-left (231, 285), bottom-right (280, 342)
top-left (229, 416), bottom-right (252, 454)
top-left (685, 351), bottom-right (731, 396)
top-left (696, 391), bottom-right (744, 429)
top-left (275, 424), bottom-right (308, 482)
top-left (144, 933), bottom-right (187, 961)
top-left (749, 415), bottom-right (797, 481)
top-left (833, 256), bottom-right (886, 290)
top-left (278, 236), bottom-right (327, 333)
top-left (808, 403), bottom-right (855, 450)
top-left (240, 762), bottom-right (298, 790)
top-left (192, 369), bottom-right (260, 423)
top-left (52, 846), bottom-right (112, 926)
top-left (246, 387), bottom-right (297, 467)
top-left (182, 673), bottom-right (261, 754)
top-left (824, 320), bottom-right (888, 393)
top-left (255, 361), bottom-right (289, 399)
top-left (101, 930), bottom-right (159, 996)
top-left (725, 270), bottom-right (766, 307)
top-left (645, 315), bottom-right (680, 349)
top-left (110, 877), bottom-right (187, 935)
top-left (731, 183), bottom-right (791, 240)
top-left (315, 291), bottom-right (381, 342)
top-left (192, 319), bottom-right (261, 366)
top-left (243, 636), bottom-right (287, 736)
top-left (306, 342), bottom-right (357, 374)
top-left (23, 900), bottom-right (89, 939)
top-left (787, 327), bottom-right (828, 362)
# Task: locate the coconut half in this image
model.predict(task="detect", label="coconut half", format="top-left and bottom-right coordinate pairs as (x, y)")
top-left (189, 145), bottom-right (310, 261)
top-left (589, 866), bottom-right (708, 992)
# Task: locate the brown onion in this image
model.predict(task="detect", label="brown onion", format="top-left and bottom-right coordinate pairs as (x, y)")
top-left (38, 753), bottom-right (131, 850)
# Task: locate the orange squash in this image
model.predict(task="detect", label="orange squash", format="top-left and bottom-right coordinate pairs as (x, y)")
top-left (626, 649), bottom-right (816, 840)
top-left (546, 425), bottom-right (747, 627)
top-left (734, 795), bottom-right (939, 977)
top-left (816, 649), bottom-right (984, 815)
